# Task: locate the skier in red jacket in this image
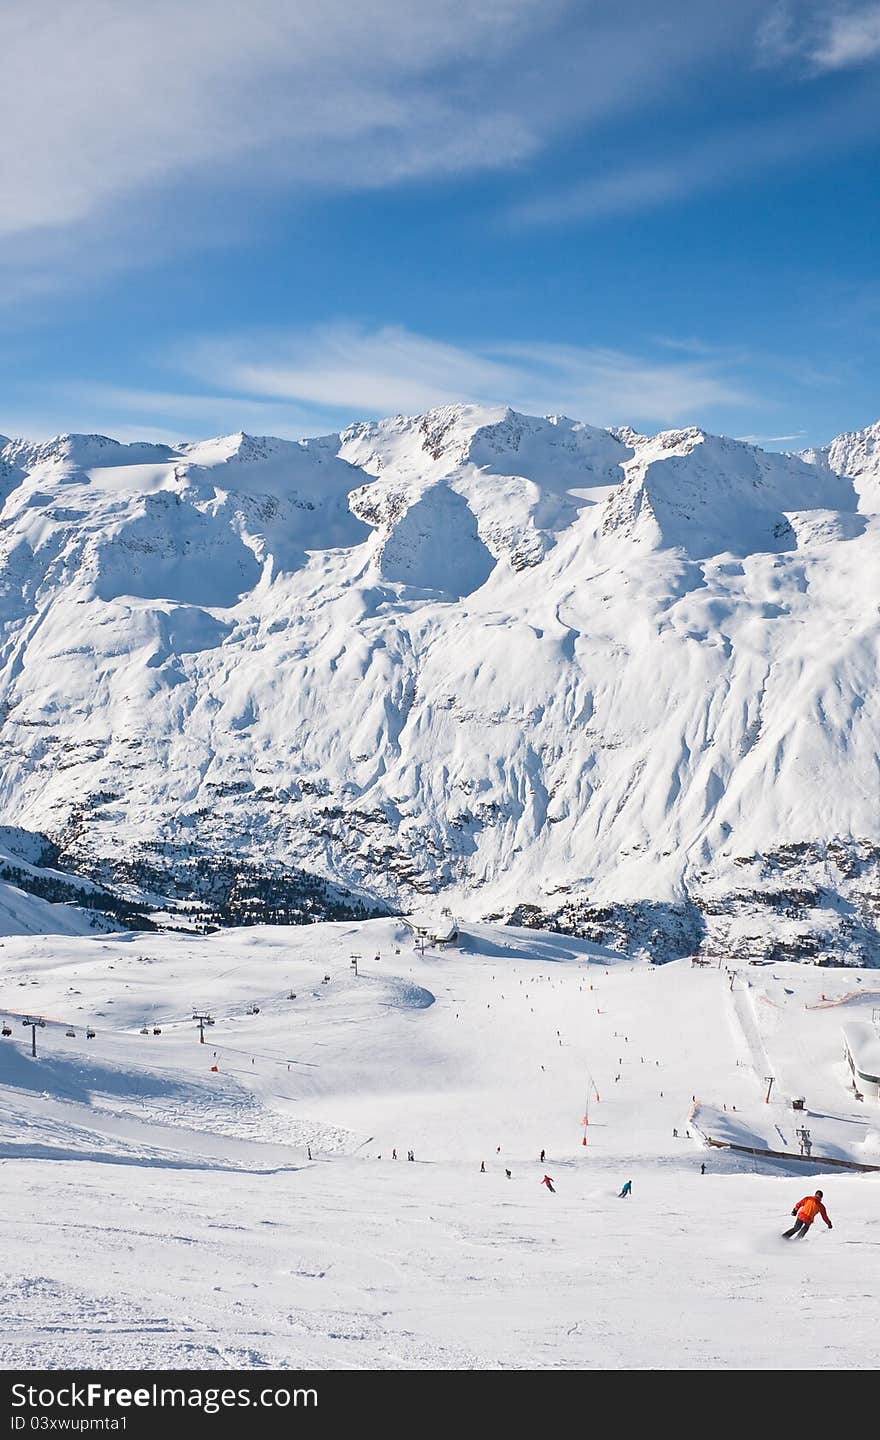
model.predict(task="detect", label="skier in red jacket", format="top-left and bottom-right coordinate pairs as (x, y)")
top-left (782, 1190), bottom-right (832, 1239)
top-left (541, 1175), bottom-right (556, 1193)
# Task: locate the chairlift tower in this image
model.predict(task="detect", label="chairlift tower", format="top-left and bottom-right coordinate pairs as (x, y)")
top-left (795, 1125), bottom-right (812, 1157)
top-left (22, 1015), bottom-right (46, 1058)
top-left (192, 1012), bottom-right (214, 1044)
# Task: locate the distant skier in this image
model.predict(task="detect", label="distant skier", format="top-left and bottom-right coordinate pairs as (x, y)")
top-left (541, 1175), bottom-right (556, 1193)
top-left (392, 1148), bottom-right (397, 1160)
top-left (480, 1160), bottom-right (486, 1173)
top-left (700, 1162), bottom-right (705, 1175)
top-left (505, 1168), bottom-right (512, 1179)
top-left (618, 1180), bottom-right (632, 1198)
top-left (307, 1145), bottom-right (312, 1160)
top-left (540, 1149), bottom-right (545, 1163)
top-left (783, 1190), bottom-right (832, 1239)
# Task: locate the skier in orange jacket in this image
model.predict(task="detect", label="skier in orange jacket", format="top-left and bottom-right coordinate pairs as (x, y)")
top-left (782, 1190), bottom-right (832, 1239)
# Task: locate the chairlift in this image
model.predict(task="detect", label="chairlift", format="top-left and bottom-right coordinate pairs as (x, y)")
top-left (86, 1028), bottom-right (96, 1039)
top-left (287, 992), bottom-right (297, 1000)
top-left (152, 1026), bottom-right (162, 1035)
top-left (65, 1028), bottom-right (76, 1038)
top-left (1, 1025), bottom-right (11, 1037)
top-left (140, 1025), bottom-right (150, 1035)
top-left (323, 974), bottom-right (331, 983)
top-left (249, 1005), bottom-right (260, 1015)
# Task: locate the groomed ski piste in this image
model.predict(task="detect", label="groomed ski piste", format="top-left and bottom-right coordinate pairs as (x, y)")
top-left (1, 917), bottom-right (877, 1370)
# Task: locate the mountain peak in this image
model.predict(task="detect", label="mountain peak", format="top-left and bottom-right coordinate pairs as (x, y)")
top-left (603, 424), bottom-right (858, 557)
top-left (799, 418), bottom-right (880, 513)
top-left (0, 402), bottom-right (876, 964)
top-left (2, 432), bottom-right (175, 472)
top-left (180, 431), bottom-right (292, 468)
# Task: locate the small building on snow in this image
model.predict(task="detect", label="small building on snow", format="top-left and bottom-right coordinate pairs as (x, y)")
top-left (406, 912), bottom-right (460, 947)
top-left (843, 1021), bottom-right (880, 1101)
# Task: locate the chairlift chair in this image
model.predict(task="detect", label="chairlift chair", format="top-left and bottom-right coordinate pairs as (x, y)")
top-left (65, 1028), bottom-right (76, 1038)
top-left (1, 1025), bottom-right (11, 1037)
top-left (152, 1026), bottom-right (162, 1035)
top-left (86, 1028), bottom-right (96, 1039)
top-left (139, 1026), bottom-right (150, 1035)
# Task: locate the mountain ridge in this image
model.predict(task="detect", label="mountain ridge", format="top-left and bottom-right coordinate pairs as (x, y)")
top-left (0, 404), bottom-right (877, 961)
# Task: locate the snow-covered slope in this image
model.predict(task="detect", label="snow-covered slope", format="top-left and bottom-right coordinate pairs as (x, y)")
top-left (0, 407), bottom-right (877, 959)
top-left (0, 918), bottom-right (877, 1369)
top-left (0, 873), bottom-right (106, 938)
top-left (0, 825), bottom-right (147, 936)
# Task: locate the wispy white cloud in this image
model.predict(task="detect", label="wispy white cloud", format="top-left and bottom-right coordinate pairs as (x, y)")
top-left (507, 162), bottom-right (696, 227)
top-left (6, 323), bottom-right (760, 441)
top-left (1, 0), bottom-right (719, 245)
top-left (188, 328), bottom-right (515, 417)
top-left (813, 3), bottom-right (880, 68)
top-left (0, 1), bottom-right (551, 240)
top-left (654, 337), bottom-right (752, 362)
top-left (180, 322), bottom-right (755, 430)
top-left (753, 2), bottom-right (801, 65)
top-left (2, 383), bottom-right (323, 445)
top-left (0, 2), bottom-right (769, 302)
top-left (507, 77), bottom-right (879, 226)
top-left (755, 1), bottom-right (880, 71)
top-left (1, 5), bottom-right (873, 305)
top-left (736, 431), bottom-right (806, 443)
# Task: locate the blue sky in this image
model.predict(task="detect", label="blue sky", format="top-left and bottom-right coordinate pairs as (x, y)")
top-left (1, 0), bottom-right (879, 448)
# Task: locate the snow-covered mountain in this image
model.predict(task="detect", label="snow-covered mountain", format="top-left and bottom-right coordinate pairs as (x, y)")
top-left (800, 420), bottom-right (880, 516)
top-left (0, 406), bottom-right (877, 960)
